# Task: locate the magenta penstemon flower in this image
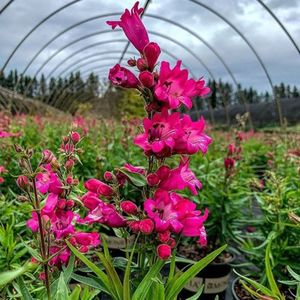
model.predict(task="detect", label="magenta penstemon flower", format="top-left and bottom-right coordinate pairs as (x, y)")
top-left (154, 61), bottom-right (210, 109)
top-left (107, 2), bottom-right (149, 53)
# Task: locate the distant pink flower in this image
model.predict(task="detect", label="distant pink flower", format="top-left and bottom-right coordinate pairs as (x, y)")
top-left (158, 158), bottom-right (202, 195)
top-left (107, 2), bottom-right (149, 53)
top-left (154, 61), bottom-right (210, 109)
top-left (174, 115), bottom-right (212, 155)
top-left (108, 64), bottom-right (139, 88)
top-left (0, 166), bottom-right (7, 173)
top-left (134, 108), bottom-right (181, 157)
top-left (84, 179), bottom-right (114, 197)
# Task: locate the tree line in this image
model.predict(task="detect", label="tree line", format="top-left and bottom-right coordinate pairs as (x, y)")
top-left (0, 70), bottom-right (100, 108)
top-left (0, 70), bottom-right (299, 111)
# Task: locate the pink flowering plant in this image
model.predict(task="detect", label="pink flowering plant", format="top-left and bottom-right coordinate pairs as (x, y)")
top-left (60, 2), bottom-right (225, 299)
top-left (13, 2), bottom-right (226, 299)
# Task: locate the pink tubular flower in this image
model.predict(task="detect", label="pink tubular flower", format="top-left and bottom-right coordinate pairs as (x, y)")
top-left (36, 171), bottom-right (63, 195)
top-left (72, 232), bottom-right (100, 247)
top-left (174, 115), bottom-right (212, 155)
top-left (154, 61), bottom-right (210, 109)
top-left (157, 244), bottom-right (171, 260)
top-left (158, 158), bottom-right (202, 195)
top-left (79, 201), bottom-right (126, 228)
top-left (84, 179), bottom-right (114, 197)
top-left (81, 192), bottom-right (102, 210)
top-left (108, 64), bottom-right (139, 88)
top-left (107, 2), bottom-right (149, 53)
top-left (134, 108), bottom-right (181, 157)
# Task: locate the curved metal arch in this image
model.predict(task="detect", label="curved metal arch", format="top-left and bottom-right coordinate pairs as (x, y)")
top-left (188, 0), bottom-right (281, 125)
top-left (0, 0), bottom-right (14, 15)
top-left (46, 50), bottom-right (137, 80)
top-left (58, 56), bottom-right (129, 78)
top-left (23, 32), bottom-right (215, 101)
top-left (1, 0), bottom-right (83, 71)
top-left (256, 0), bottom-right (300, 55)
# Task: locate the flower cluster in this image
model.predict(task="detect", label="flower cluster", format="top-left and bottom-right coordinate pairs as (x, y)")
top-left (76, 2), bottom-right (212, 260)
top-left (0, 166), bottom-right (7, 184)
top-left (18, 132), bottom-right (100, 274)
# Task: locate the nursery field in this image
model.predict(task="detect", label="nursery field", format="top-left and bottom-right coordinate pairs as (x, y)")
top-left (0, 112), bottom-right (299, 300)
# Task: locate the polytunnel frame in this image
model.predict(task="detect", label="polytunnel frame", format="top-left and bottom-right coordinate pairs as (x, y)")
top-left (50, 56), bottom-right (200, 113)
top-left (6, 10), bottom-right (243, 122)
top-left (0, 0), bottom-right (298, 125)
top-left (40, 33), bottom-right (214, 119)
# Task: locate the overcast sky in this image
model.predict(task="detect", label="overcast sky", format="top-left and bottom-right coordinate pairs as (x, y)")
top-left (0, 0), bottom-right (299, 92)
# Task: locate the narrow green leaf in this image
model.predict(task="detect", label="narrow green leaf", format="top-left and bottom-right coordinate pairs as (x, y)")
top-left (132, 259), bottom-right (165, 300)
top-left (287, 266), bottom-right (300, 282)
top-left (56, 273), bottom-right (69, 300)
top-left (66, 241), bottom-right (111, 296)
top-left (165, 245), bottom-right (226, 300)
top-left (71, 273), bottom-right (108, 293)
top-left (97, 252), bottom-right (123, 300)
top-left (0, 263), bottom-right (34, 286)
top-left (265, 241), bottom-right (281, 296)
top-left (118, 167), bottom-right (147, 187)
top-left (68, 285), bottom-right (81, 300)
top-left (16, 277), bottom-right (34, 300)
top-left (64, 253), bottom-right (75, 283)
top-left (167, 251), bottom-right (176, 285)
top-left (234, 270), bottom-right (273, 296)
top-left (186, 284), bottom-right (204, 300)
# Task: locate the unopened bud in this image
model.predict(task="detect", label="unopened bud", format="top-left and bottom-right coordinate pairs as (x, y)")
top-left (65, 159), bottom-right (75, 170)
top-left (14, 144), bottom-right (23, 153)
top-left (127, 58), bottom-right (136, 67)
top-left (104, 171), bottom-right (114, 182)
top-left (71, 131), bottom-right (80, 144)
top-left (16, 175), bottom-right (29, 190)
top-left (136, 58), bottom-right (147, 71)
top-left (42, 150), bottom-right (55, 164)
top-left (17, 195), bottom-right (28, 202)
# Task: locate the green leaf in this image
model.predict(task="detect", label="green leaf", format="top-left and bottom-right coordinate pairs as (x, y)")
top-left (287, 266), bottom-right (300, 282)
top-left (97, 252), bottom-right (123, 300)
top-left (16, 277), bottom-right (34, 300)
top-left (64, 253), bottom-right (75, 283)
top-left (186, 284), bottom-right (204, 300)
top-left (132, 259), bottom-right (165, 300)
top-left (234, 270), bottom-right (273, 296)
top-left (71, 273), bottom-right (108, 293)
top-left (56, 273), bottom-right (69, 300)
top-left (165, 245), bottom-right (227, 300)
top-left (265, 241), bottom-right (281, 296)
top-left (68, 285), bottom-right (81, 300)
top-left (118, 167), bottom-right (147, 187)
top-left (0, 263), bottom-right (34, 286)
top-left (66, 241), bottom-right (111, 296)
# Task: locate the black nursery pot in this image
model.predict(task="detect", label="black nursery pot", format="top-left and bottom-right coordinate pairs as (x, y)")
top-left (231, 277), bottom-right (242, 300)
top-left (178, 254), bottom-right (235, 300)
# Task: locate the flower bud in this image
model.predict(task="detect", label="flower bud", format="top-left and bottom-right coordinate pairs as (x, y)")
top-left (66, 200), bottom-right (75, 208)
top-left (57, 199), bottom-right (66, 209)
top-left (73, 178), bottom-right (79, 185)
top-left (66, 175), bottom-right (73, 185)
top-left (127, 58), bottom-right (136, 67)
top-left (16, 175), bottom-right (29, 190)
top-left (136, 58), bottom-right (147, 71)
top-left (227, 144), bottom-right (235, 155)
top-left (139, 218), bottom-right (154, 235)
top-left (158, 231), bottom-right (170, 243)
top-left (63, 136), bottom-right (69, 143)
top-left (157, 244), bottom-right (171, 260)
top-left (120, 200), bottom-right (138, 215)
top-left (14, 144), bottom-right (23, 153)
top-left (143, 42), bottom-right (161, 70)
top-left (18, 195), bottom-right (28, 202)
top-left (147, 173), bottom-right (159, 186)
top-left (129, 221), bottom-right (140, 233)
top-left (104, 171), bottom-right (114, 182)
top-left (167, 238), bottom-right (176, 249)
top-left (65, 159), bottom-right (75, 170)
top-left (224, 158), bottom-right (235, 170)
top-left (71, 131), bottom-right (80, 144)
top-left (42, 150), bottom-right (55, 164)
top-left (139, 71), bottom-right (154, 88)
